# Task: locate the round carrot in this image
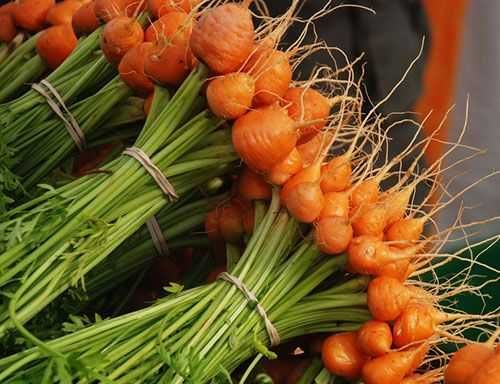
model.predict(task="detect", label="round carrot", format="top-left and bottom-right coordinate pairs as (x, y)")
top-left (36, 24), bottom-right (78, 69)
top-left (280, 161), bottom-right (321, 204)
top-left (0, 2), bottom-right (17, 15)
top-left (123, 0), bottom-right (145, 17)
top-left (320, 154), bottom-right (352, 193)
top-left (284, 87), bottom-right (331, 144)
top-left (296, 130), bottom-right (334, 167)
top-left (72, 1), bottom-right (100, 35)
top-left (367, 276), bottom-right (411, 322)
top-left (46, 0), bottom-right (82, 26)
top-left (322, 332), bottom-right (368, 380)
top-left (190, 3), bottom-right (254, 74)
top-left (207, 73), bottom-right (255, 120)
top-left (320, 191), bottom-right (349, 219)
top-left (119, 42), bottom-right (154, 96)
top-left (144, 39), bottom-right (193, 86)
top-left (314, 215), bottom-right (353, 254)
top-left (382, 188), bottom-right (413, 226)
top-left (376, 258), bottom-right (413, 282)
top-left (101, 16), bottom-right (144, 65)
top-left (232, 107), bottom-right (297, 172)
top-left (392, 303), bottom-right (436, 348)
top-left (143, 92), bottom-right (153, 115)
top-left (350, 179), bottom-right (380, 212)
top-left (444, 344), bottom-right (495, 384)
top-left (268, 147), bottom-right (303, 185)
top-left (401, 372), bottom-right (441, 384)
top-left (148, 0), bottom-right (200, 19)
top-left (285, 182), bottom-right (324, 223)
top-left (385, 217), bottom-right (424, 247)
top-left (94, 0), bottom-right (126, 22)
top-left (218, 200), bottom-right (244, 243)
top-left (237, 166), bottom-right (272, 201)
top-left (14, 0), bottom-right (55, 31)
top-left (144, 11), bottom-right (192, 44)
top-left (357, 320), bottom-right (392, 357)
top-left (351, 203), bottom-right (387, 238)
top-left (0, 13), bottom-right (16, 43)
top-left (362, 343), bottom-right (428, 384)
top-left (466, 353), bottom-right (500, 384)
top-left (246, 47), bottom-right (292, 106)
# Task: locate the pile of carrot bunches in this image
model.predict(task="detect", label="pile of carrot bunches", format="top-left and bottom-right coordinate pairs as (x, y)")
top-left (0, 0), bottom-right (498, 383)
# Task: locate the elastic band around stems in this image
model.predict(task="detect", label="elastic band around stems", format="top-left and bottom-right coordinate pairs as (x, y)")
top-left (217, 272), bottom-right (281, 346)
top-left (123, 146), bottom-right (178, 201)
top-left (146, 215), bottom-right (170, 258)
top-left (31, 79), bottom-right (86, 152)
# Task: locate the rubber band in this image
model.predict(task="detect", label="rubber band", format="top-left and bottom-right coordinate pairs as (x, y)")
top-left (123, 146), bottom-right (178, 201)
top-left (146, 216), bottom-right (170, 258)
top-left (218, 272), bottom-right (281, 346)
top-left (32, 80), bottom-right (86, 152)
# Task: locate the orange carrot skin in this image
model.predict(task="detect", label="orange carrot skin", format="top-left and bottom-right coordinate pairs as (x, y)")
top-left (36, 24), bottom-right (78, 69)
top-left (232, 107), bottom-right (297, 172)
top-left (367, 276), bottom-right (411, 321)
top-left (285, 182), bottom-right (324, 223)
top-left (268, 147), bottom-right (303, 186)
top-left (351, 204), bottom-right (388, 238)
top-left (382, 189), bottom-right (412, 226)
top-left (0, 13), bottom-right (16, 43)
top-left (362, 344), bottom-right (426, 384)
top-left (280, 162), bottom-right (321, 204)
top-left (322, 332), bottom-right (369, 380)
top-left (207, 73), bottom-right (255, 120)
top-left (119, 42), bottom-right (155, 96)
top-left (94, 0), bottom-right (126, 22)
top-left (466, 353), bottom-right (500, 384)
top-left (296, 131), bottom-right (333, 167)
top-left (15, 0), bottom-right (55, 31)
top-left (237, 166), bottom-right (272, 201)
top-left (46, 0), bottom-right (82, 26)
top-left (320, 155), bottom-right (352, 193)
top-left (101, 16), bottom-right (144, 65)
top-left (357, 320), bottom-right (393, 357)
top-left (320, 191), bottom-right (349, 219)
top-left (392, 303), bottom-right (436, 348)
top-left (190, 3), bottom-right (254, 74)
top-left (143, 93), bottom-right (154, 115)
top-left (284, 87), bottom-right (330, 144)
top-left (144, 11), bottom-right (191, 44)
top-left (144, 40), bottom-right (194, 86)
top-left (148, 0), bottom-right (200, 19)
top-left (385, 218), bottom-right (424, 247)
top-left (314, 215), bottom-right (353, 254)
top-left (350, 180), bottom-right (380, 211)
top-left (246, 47), bottom-right (292, 107)
top-left (375, 258), bottom-right (413, 281)
top-left (444, 344), bottom-right (495, 384)
top-left (0, 2), bottom-right (17, 14)
top-left (347, 235), bottom-right (392, 275)
top-left (72, 1), bottom-right (100, 35)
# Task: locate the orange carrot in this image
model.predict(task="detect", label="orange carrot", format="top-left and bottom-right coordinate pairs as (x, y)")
top-left (357, 320), bottom-right (393, 357)
top-left (143, 92), bottom-right (153, 115)
top-left (148, 0), bottom-right (200, 19)
top-left (385, 218), bottom-right (425, 247)
top-left (144, 39), bottom-right (194, 86)
top-left (190, 3), bottom-right (254, 74)
top-left (401, 372), bottom-right (441, 384)
top-left (237, 166), bottom-right (272, 201)
top-left (351, 203), bottom-right (388, 238)
top-left (444, 344), bottom-right (495, 384)
top-left (322, 332), bottom-right (368, 380)
top-left (245, 47), bottom-right (292, 106)
top-left (144, 11), bottom-right (191, 44)
top-left (232, 106), bottom-right (297, 172)
top-left (101, 16), bottom-right (144, 65)
top-left (14, 0), bottom-right (55, 31)
top-left (268, 147), bottom-right (303, 185)
top-left (285, 181), bottom-right (324, 223)
top-left (466, 353), bottom-right (500, 384)
top-left (382, 188), bottom-right (413, 226)
top-left (362, 343), bottom-right (428, 384)
top-left (284, 87), bottom-right (331, 144)
top-left (376, 258), bottom-right (414, 282)
top-left (367, 276), bottom-right (411, 322)
top-left (72, 1), bottom-right (100, 35)
top-left (207, 73), bottom-right (255, 120)
top-left (0, 13), bottom-right (16, 43)
top-left (350, 179), bottom-right (380, 212)
top-left (119, 42), bottom-right (154, 96)
top-left (0, 2), bottom-right (17, 15)
top-left (46, 0), bottom-right (82, 26)
top-left (36, 24), bottom-right (78, 69)
top-left (94, 0), bottom-right (125, 22)
top-left (280, 161), bottom-right (321, 203)
top-left (218, 200), bottom-right (244, 243)
top-left (392, 303), bottom-right (436, 348)
top-left (314, 215), bottom-right (353, 254)
top-left (320, 154), bottom-right (352, 193)
top-left (296, 130), bottom-right (334, 167)
top-left (123, 0), bottom-right (145, 17)
top-left (320, 191), bottom-right (349, 219)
